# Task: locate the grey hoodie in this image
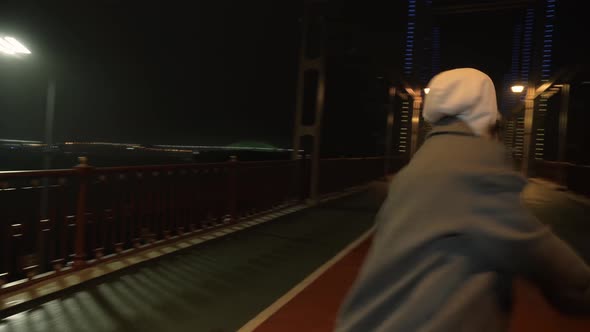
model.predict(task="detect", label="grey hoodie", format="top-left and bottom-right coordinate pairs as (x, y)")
top-left (335, 69), bottom-right (590, 332)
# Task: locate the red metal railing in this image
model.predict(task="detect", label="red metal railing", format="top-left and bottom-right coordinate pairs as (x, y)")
top-left (319, 157), bottom-right (407, 195)
top-left (0, 155), bottom-right (393, 293)
top-left (568, 163), bottom-right (590, 196)
top-left (319, 157), bottom-right (385, 194)
top-left (0, 169), bottom-right (78, 286)
top-left (533, 160), bottom-right (567, 185)
top-left (534, 160), bottom-right (590, 196)
top-left (235, 160), bottom-right (302, 219)
top-left (0, 158), bottom-right (303, 292)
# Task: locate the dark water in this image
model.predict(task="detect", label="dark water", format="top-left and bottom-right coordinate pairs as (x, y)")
top-left (0, 147), bottom-right (291, 171)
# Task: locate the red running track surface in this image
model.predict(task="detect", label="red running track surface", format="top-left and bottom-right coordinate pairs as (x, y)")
top-left (252, 238), bottom-right (590, 332)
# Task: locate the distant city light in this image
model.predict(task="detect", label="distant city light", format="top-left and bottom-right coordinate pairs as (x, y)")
top-left (511, 85), bottom-right (525, 93)
top-left (423, 88), bottom-right (430, 95)
top-left (0, 36), bottom-right (31, 55)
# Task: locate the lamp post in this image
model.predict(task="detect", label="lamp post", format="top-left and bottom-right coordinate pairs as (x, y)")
top-left (0, 36), bottom-right (55, 170)
top-left (1, 36), bottom-right (56, 220)
top-left (511, 84), bottom-right (534, 176)
top-left (384, 86), bottom-right (396, 176)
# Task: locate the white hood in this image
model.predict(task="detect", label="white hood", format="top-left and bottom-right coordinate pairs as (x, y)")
top-left (422, 68), bottom-right (498, 136)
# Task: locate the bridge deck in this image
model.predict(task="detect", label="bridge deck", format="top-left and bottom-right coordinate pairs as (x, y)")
top-left (245, 179), bottom-right (590, 332)
top-left (1, 180), bottom-right (589, 332)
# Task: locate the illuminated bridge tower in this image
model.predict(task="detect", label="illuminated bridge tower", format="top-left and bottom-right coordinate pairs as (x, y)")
top-left (394, 0), bottom-right (434, 158)
top-left (530, 0), bottom-right (557, 162)
top-left (417, 3), bottom-right (438, 150)
top-left (504, 0), bottom-right (558, 171)
top-left (511, 7), bottom-right (536, 163)
top-left (502, 23), bottom-right (523, 153)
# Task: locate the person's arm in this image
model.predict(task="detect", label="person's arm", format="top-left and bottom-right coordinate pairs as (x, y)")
top-left (466, 170), bottom-right (590, 314)
top-left (520, 230), bottom-right (590, 314)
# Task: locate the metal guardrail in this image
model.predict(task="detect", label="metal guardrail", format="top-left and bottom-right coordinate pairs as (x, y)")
top-left (319, 157), bottom-right (407, 194)
top-left (533, 160), bottom-right (590, 196)
top-left (0, 157), bottom-right (303, 292)
top-left (0, 156), bottom-right (400, 293)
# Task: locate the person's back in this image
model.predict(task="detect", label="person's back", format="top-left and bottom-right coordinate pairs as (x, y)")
top-left (335, 68), bottom-right (590, 332)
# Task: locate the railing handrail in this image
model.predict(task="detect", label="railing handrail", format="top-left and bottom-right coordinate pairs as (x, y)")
top-left (234, 160), bottom-right (295, 166)
top-left (0, 169), bottom-right (76, 179)
top-left (0, 155), bottom-right (402, 295)
top-left (320, 157), bottom-right (385, 162)
top-left (95, 162), bottom-right (230, 173)
top-left (535, 160), bottom-right (590, 169)
top-left (0, 157), bottom-right (398, 179)
top-left (0, 159), bottom-right (300, 179)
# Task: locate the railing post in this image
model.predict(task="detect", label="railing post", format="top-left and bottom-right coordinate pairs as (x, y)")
top-left (227, 156), bottom-right (238, 223)
top-left (384, 87), bottom-right (395, 178)
top-left (73, 156), bottom-right (92, 269)
top-left (295, 154), bottom-right (305, 203)
top-left (557, 83), bottom-right (570, 186)
top-left (521, 85), bottom-right (535, 177)
top-left (410, 95), bottom-right (423, 158)
top-left (303, 154), bottom-right (312, 203)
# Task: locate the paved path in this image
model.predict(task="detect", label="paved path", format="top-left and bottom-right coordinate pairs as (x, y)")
top-left (0, 184), bottom-right (387, 332)
top-left (1, 179), bottom-right (589, 331)
top-left (523, 180), bottom-right (590, 262)
top-left (247, 181), bottom-right (590, 332)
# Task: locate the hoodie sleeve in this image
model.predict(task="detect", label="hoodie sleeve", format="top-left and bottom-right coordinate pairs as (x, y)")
top-left (465, 170), bottom-right (590, 314)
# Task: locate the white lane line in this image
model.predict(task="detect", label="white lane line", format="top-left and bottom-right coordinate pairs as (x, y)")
top-left (237, 226), bottom-right (374, 332)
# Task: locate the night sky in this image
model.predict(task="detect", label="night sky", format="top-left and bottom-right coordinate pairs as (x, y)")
top-left (437, 8), bottom-right (521, 97)
top-left (0, 1), bottom-right (587, 154)
top-left (0, 1), bottom-right (301, 147)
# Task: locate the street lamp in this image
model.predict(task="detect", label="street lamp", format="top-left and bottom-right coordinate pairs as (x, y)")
top-left (1, 35), bottom-right (56, 219)
top-left (510, 83), bottom-right (535, 176)
top-left (0, 36), bottom-right (31, 55)
top-left (0, 35), bottom-right (56, 169)
top-left (511, 85), bottom-right (525, 93)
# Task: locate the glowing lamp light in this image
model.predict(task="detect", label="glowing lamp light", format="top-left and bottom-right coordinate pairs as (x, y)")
top-left (0, 39), bottom-right (16, 54)
top-left (0, 36), bottom-right (31, 55)
top-left (511, 85), bottom-right (525, 93)
top-left (423, 88), bottom-right (430, 95)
